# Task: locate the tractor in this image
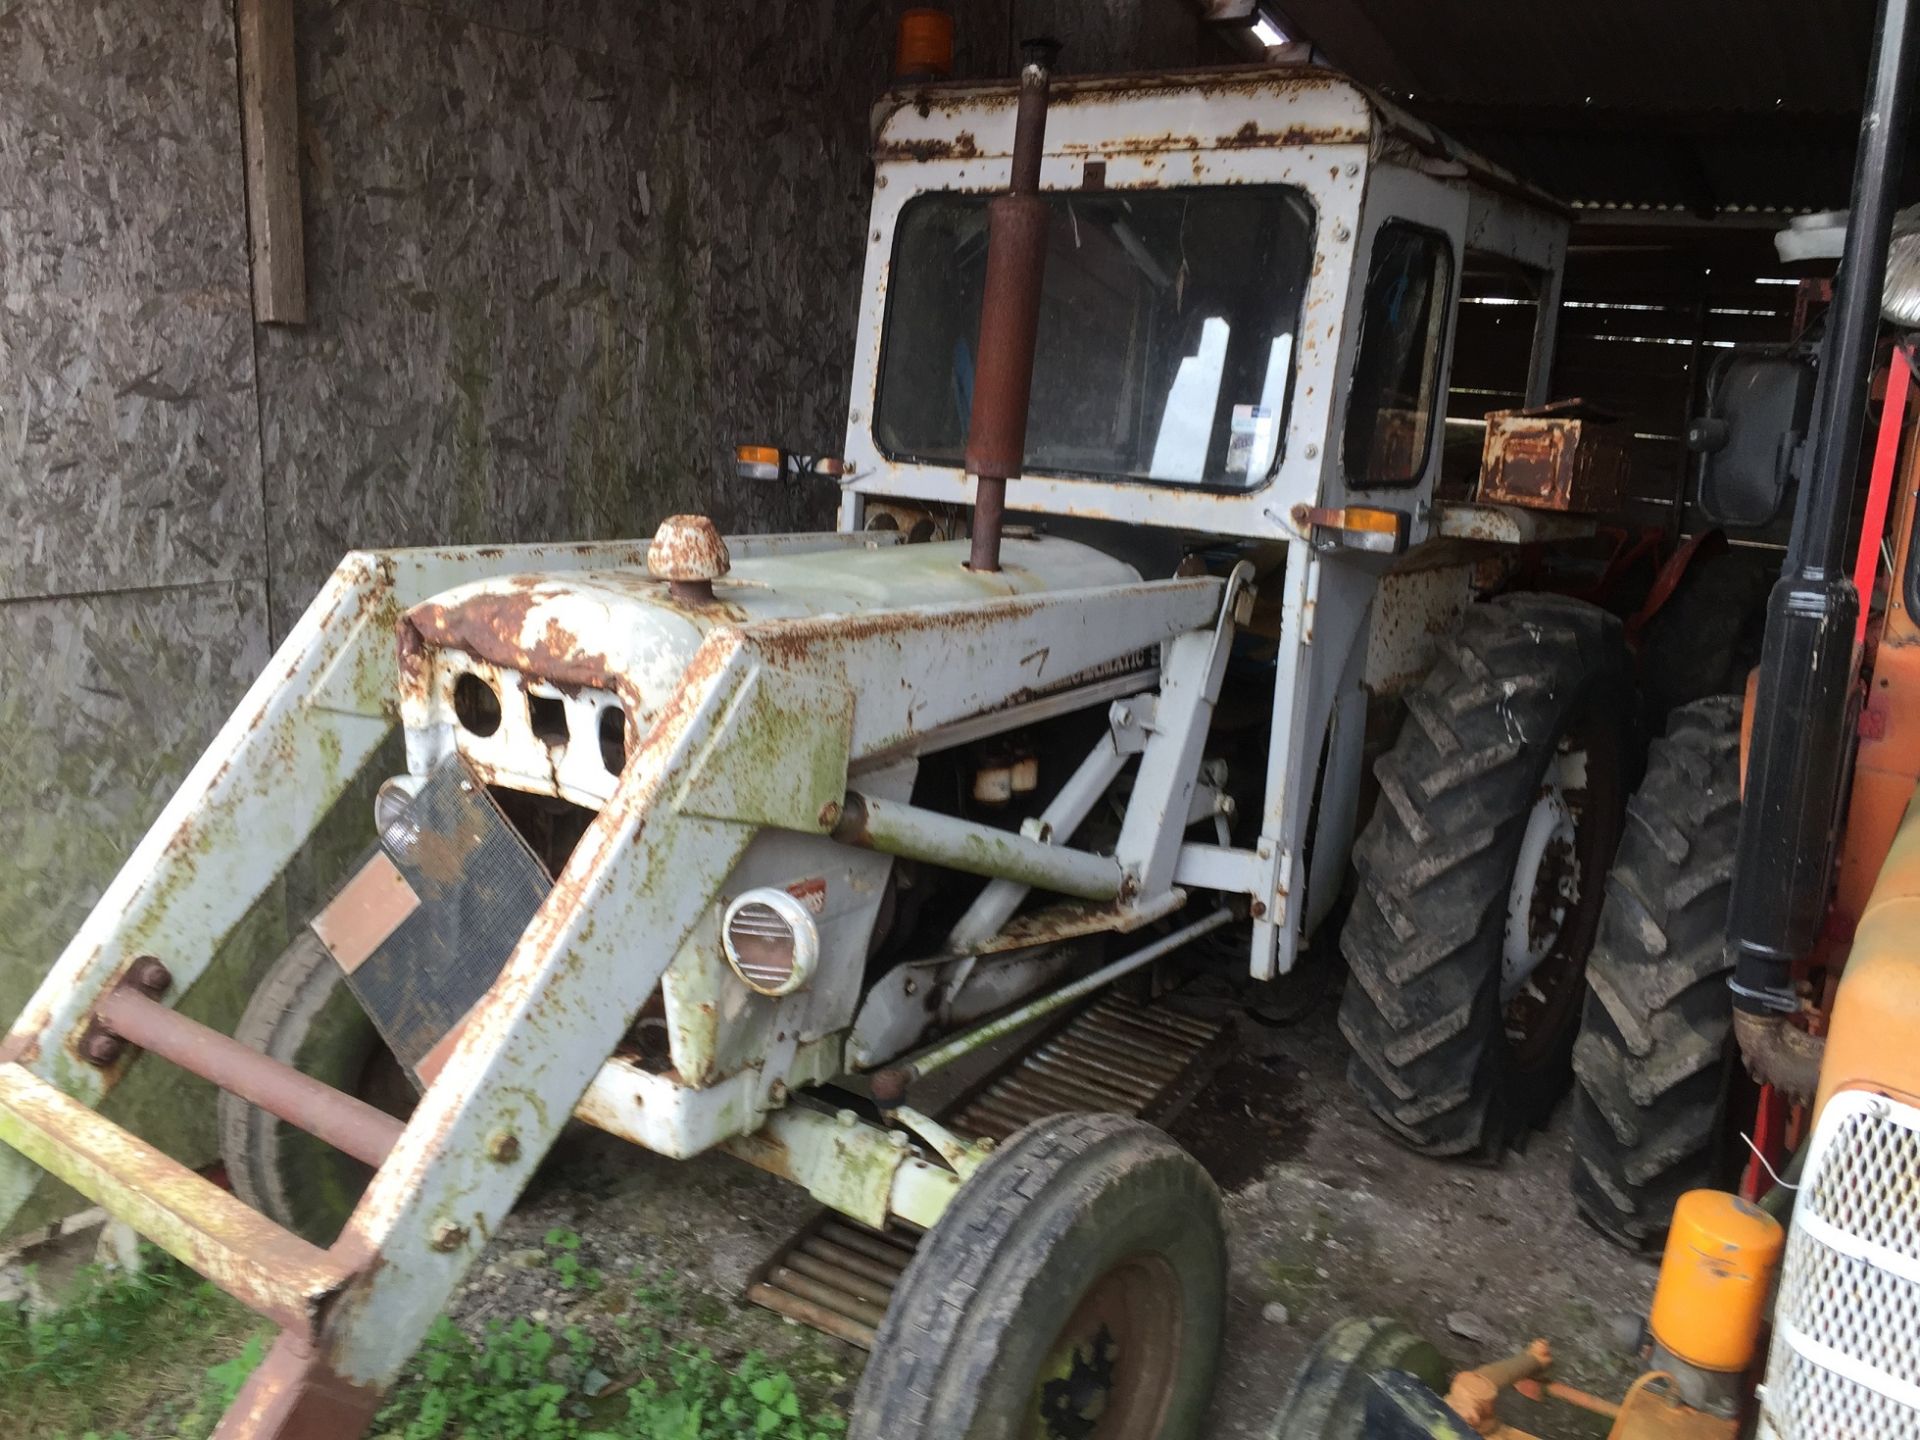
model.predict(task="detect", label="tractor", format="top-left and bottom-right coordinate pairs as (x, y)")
top-left (0, 27), bottom-right (1787, 1440)
top-left (1274, 0), bottom-right (1920, 1433)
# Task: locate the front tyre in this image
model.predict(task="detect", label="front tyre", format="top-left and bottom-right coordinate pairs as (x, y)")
top-left (1267, 1316), bottom-right (1448, 1440)
top-left (1339, 595), bottom-right (1633, 1157)
top-left (849, 1113), bottom-right (1226, 1440)
top-left (219, 930), bottom-right (411, 1245)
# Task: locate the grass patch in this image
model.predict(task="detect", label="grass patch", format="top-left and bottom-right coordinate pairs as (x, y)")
top-left (4, 1247), bottom-right (847, 1440)
top-left (0, 1248), bottom-right (266, 1439)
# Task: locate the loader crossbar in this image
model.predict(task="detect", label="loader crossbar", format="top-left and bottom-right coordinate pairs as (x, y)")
top-left (93, 979), bottom-right (404, 1169)
top-left (0, 1063), bottom-right (354, 1334)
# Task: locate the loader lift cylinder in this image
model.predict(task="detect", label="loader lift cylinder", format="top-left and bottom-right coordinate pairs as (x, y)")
top-left (965, 42), bottom-right (1055, 573)
top-left (1728, 0), bottom-right (1917, 1014)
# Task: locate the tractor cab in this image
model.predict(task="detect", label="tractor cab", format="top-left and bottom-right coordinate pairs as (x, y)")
top-left (841, 67), bottom-right (1568, 548)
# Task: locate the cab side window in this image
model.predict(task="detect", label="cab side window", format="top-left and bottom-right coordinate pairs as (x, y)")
top-left (1342, 224), bottom-right (1454, 487)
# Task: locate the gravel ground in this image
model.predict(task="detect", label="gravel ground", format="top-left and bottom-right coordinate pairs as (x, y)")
top-left (427, 954), bottom-right (1659, 1438)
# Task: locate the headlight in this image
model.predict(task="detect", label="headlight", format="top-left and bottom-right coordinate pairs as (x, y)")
top-left (721, 889), bottom-right (819, 997)
top-left (374, 775), bottom-right (424, 860)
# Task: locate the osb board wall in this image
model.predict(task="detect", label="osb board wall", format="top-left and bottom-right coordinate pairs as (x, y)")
top-left (0, 0), bottom-right (274, 1035)
top-left (258, 0), bottom-right (1016, 630)
top-left (0, 0), bottom-right (1013, 1216)
top-left (0, 0), bottom-right (266, 600)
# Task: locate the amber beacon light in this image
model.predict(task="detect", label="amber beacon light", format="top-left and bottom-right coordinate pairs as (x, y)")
top-left (896, 8), bottom-right (955, 79)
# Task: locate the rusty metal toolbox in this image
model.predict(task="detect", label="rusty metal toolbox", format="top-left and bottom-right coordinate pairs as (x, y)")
top-left (1476, 398), bottom-right (1631, 514)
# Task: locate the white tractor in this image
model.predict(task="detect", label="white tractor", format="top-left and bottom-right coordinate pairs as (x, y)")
top-left (0, 50), bottom-right (1639, 1440)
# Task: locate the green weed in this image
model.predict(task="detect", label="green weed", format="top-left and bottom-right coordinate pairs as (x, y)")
top-left (545, 1227), bottom-right (602, 1292)
top-left (0, 1247), bottom-right (265, 1439)
top-left (7, 1250), bottom-right (844, 1440)
top-left (371, 1272), bottom-right (846, 1440)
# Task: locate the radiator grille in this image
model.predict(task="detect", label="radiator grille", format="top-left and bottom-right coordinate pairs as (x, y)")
top-left (1759, 1091), bottom-right (1920, 1440)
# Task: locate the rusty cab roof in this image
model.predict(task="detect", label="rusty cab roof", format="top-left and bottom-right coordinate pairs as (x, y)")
top-left (871, 63), bottom-right (1564, 217)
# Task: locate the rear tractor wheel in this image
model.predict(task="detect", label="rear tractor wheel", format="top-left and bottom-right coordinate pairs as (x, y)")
top-left (1570, 696), bottom-right (1744, 1249)
top-left (1339, 595), bottom-right (1634, 1157)
top-left (849, 1113), bottom-right (1226, 1440)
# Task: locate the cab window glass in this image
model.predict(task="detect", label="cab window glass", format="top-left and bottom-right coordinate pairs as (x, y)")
top-left (876, 186), bottom-right (1315, 490)
top-left (1343, 224), bottom-right (1453, 487)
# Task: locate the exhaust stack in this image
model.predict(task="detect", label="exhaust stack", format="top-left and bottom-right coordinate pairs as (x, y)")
top-left (1727, 0), bottom-right (1916, 1021)
top-left (965, 42), bottom-right (1057, 572)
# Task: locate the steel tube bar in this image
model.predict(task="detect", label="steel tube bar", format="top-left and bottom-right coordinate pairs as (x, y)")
top-left (819, 1221), bottom-right (913, 1269)
top-left (900, 907), bottom-right (1235, 1082)
top-left (834, 792), bottom-right (1123, 901)
top-left (745, 1283), bottom-right (878, 1350)
top-left (948, 727), bottom-right (1134, 949)
top-left (802, 1236), bottom-right (907, 1287)
top-left (852, 669), bottom-right (1156, 773)
top-left (94, 987), bottom-right (403, 1169)
top-left (784, 1251), bottom-right (895, 1308)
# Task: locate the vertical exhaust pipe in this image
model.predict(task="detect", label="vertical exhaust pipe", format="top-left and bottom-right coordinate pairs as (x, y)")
top-left (965, 41), bottom-right (1058, 572)
top-left (1727, 0), bottom-right (1917, 1020)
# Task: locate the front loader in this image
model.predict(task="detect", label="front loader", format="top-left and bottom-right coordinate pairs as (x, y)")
top-left (2, 36), bottom-right (1667, 1440)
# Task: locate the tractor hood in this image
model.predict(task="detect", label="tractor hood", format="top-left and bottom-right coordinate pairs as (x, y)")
top-left (395, 533), bottom-right (1140, 808)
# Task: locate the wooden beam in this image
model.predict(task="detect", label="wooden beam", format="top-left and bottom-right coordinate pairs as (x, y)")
top-left (237, 0), bottom-right (305, 325)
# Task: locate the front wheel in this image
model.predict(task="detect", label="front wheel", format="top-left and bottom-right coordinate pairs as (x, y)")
top-left (219, 929), bottom-right (412, 1245)
top-left (849, 1113), bottom-right (1226, 1440)
top-left (1267, 1316), bottom-right (1448, 1440)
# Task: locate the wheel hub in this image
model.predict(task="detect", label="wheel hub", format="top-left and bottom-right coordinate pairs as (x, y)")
top-left (1027, 1255), bottom-right (1181, 1440)
top-left (1502, 744), bottom-right (1587, 1004)
top-left (1038, 1322), bottom-right (1119, 1438)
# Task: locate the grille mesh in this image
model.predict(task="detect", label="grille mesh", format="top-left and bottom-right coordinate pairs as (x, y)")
top-left (1761, 1093), bottom-right (1920, 1439)
top-left (1763, 1347), bottom-right (1920, 1440)
top-left (1804, 1106), bottom-right (1920, 1261)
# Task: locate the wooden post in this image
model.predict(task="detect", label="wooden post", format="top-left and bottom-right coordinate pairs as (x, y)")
top-left (237, 0), bottom-right (306, 324)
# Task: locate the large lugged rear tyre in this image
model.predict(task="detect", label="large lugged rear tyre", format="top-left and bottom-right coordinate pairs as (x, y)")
top-left (219, 930), bottom-right (412, 1246)
top-left (850, 1113), bottom-right (1226, 1440)
top-left (1570, 696), bottom-right (1742, 1250)
top-left (1339, 595), bottom-right (1632, 1157)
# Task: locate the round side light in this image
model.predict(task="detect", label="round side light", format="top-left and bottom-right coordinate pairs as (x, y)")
top-left (374, 774), bottom-right (425, 861)
top-left (721, 889), bottom-right (819, 997)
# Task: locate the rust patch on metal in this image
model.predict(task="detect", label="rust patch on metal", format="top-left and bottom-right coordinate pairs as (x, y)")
top-left (646, 515), bottom-right (730, 585)
top-left (400, 587), bottom-right (632, 707)
top-left (874, 129), bottom-right (980, 163)
top-left (1219, 119), bottom-right (1365, 148)
top-left (1478, 401), bottom-right (1631, 515)
top-left (215, 1330), bottom-right (384, 1440)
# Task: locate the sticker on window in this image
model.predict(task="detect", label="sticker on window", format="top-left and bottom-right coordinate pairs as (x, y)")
top-left (1227, 404), bottom-right (1276, 480)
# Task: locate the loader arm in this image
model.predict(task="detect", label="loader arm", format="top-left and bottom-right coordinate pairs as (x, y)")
top-left (0, 533), bottom-right (1235, 1437)
top-left (0, 533), bottom-right (893, 1232)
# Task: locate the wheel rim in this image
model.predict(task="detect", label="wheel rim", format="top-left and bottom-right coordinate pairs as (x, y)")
top-left (1501, 744), bottom-right (1585, 1002)
top-left (1501, 703), bottom-right (1624, 1069)
top-left (1026, 1254), bottom-right (1184, 1440)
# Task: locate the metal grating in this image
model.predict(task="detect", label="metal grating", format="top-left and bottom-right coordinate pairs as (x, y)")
top-left (745, 993), bottom-right (1230, 1348)
top-left (323, 758), bottom-right (551, 1074)
top-left (1759, 1091), bottom-right (1920, 1440)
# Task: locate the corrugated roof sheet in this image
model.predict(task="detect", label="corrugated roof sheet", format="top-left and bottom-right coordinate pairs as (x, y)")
top-left (1271, 0), bottom-right (1905, 211)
